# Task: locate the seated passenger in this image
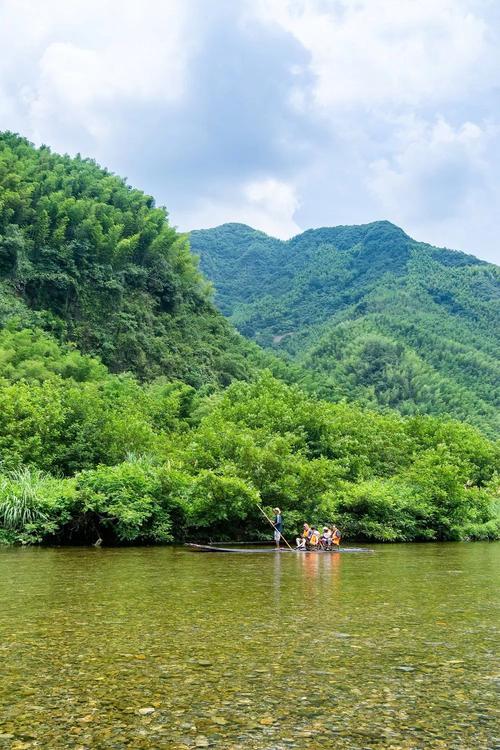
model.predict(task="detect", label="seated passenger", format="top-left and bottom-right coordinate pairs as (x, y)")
top-left (320, 526), bottom-right (332, 548)
top-left (296, 523), bottom-right (311, 549)
top-left (309, 527), bottom-right (320, 548)
top-left (331, 525), bottom-right (341, 547)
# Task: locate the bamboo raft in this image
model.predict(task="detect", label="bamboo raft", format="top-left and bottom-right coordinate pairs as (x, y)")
top-left (185, 543), bottom-right (373, 554)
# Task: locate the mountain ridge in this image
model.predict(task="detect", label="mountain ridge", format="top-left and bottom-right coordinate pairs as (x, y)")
top-left (193, 219), bottom-right (488, 261)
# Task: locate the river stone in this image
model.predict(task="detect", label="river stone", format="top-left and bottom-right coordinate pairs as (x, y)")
top-left (195, 736), bottom-right (209, 747)
top-left (138, 707), bottom-right (155, 715)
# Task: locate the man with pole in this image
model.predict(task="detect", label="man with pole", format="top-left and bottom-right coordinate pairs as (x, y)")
top-left (273, 507), bottom-right (283, 549)
top-left (256, 504), bottom-right (295, 551)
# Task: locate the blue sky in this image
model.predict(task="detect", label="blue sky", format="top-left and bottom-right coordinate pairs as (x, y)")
top-left (1, 0), bottom-right (499, 263)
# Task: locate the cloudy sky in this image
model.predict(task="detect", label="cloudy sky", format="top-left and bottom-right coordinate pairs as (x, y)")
top-left (1, 0), bottom-right (499, 262)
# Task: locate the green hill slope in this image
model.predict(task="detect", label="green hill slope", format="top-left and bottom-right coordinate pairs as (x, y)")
top-left (0, 133), bottom-right (264, 387)
top-left (190, 222), bottom-right (500, 435)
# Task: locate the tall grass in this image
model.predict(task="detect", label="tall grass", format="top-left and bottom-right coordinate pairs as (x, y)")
top-left (0, 467), bottom-right (48, 529)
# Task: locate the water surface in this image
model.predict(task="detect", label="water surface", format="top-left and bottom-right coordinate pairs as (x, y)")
top-left (0, 543), bottom-right (498, 749)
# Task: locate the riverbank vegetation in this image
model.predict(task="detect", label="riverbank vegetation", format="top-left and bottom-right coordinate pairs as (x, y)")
top-left (0, 133), bottom-right (498, 545)
top-left (0, 326), bottom-right (497, 545)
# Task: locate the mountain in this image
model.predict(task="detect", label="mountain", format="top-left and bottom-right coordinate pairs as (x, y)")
top-left (190, 222), bottom-right (500, 435)
top-left (0, 133), bottom-right (264, 387)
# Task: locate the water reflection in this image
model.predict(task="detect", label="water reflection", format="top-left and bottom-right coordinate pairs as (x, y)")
top-left (272, 550), bottom-right (281, 611)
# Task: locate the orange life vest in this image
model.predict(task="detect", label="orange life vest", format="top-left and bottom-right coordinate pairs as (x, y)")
top-left (310, 530), bottom-right (320, 546)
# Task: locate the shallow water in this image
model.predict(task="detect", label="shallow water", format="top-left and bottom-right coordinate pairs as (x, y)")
top-left (0, 543), bottom-right (498, 749)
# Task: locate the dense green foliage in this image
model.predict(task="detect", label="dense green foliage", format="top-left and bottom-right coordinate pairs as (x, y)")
top-left (0, 133), bottom-right (263, 386)
top-left (0, 134), bottom-right (498, 546)
top-left (191, 222), bottom-right (500, 436)
top-left (0, 328), bottom-right (497, 545)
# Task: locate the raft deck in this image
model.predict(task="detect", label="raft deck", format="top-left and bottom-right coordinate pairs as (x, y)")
top-left (185, 543), bottom-right (373, 554)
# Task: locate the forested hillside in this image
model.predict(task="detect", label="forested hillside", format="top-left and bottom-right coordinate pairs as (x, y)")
top-left (0, 133), bottom-right (263, 386)
top-left (191, 222), bottom-right (500, 435)
top-left (0, 133), bottom-right (498, 545)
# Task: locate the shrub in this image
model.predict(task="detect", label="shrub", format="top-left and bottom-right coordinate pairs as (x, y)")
top-left (0, 467), bottom-right (76, 543)
top-left (75, 459), bottom-right (175, 543)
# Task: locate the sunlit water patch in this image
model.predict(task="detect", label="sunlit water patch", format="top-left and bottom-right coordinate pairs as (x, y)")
top-left (0, 543), bottom-right (498, 749)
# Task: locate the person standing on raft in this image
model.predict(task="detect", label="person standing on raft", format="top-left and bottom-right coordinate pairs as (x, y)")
top-left (273, 507), bottom-right (283, 548)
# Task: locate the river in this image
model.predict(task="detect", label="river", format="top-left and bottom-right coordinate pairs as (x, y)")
top-left (0, 543), bottom-right (498, 749)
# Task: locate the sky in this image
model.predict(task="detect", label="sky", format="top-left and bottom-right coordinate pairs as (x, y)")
top-left (1, 0), bottom-right (499, 263)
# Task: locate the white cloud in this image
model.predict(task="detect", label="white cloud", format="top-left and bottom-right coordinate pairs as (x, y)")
top-left (366, 115), bottom-right (500, 256)
top-left (0, 0), bottom-right (193, 148)
top-left (250, 1), bottom-right (500, 261)
top-left (180, 178), bottom-right (302, 239)
top-left (368, 117), bottom-right (491, 218)
top-left (254, 0), bottom-right (490, 109)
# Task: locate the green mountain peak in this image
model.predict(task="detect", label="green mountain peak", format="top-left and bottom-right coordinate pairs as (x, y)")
top-left (190, 220), bottom-right (499, 436)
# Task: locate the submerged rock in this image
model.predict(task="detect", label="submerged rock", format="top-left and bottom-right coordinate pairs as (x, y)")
top-left (194, 736), bottom-right (209, 747)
